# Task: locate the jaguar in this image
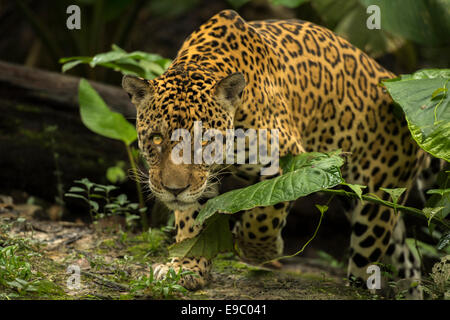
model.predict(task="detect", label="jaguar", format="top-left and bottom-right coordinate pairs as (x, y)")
top-left (122, 9), bottom-right (427, 298)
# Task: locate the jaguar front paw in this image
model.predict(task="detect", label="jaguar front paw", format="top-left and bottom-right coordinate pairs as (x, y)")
top-left (152, 257), bottom-right (211, 290)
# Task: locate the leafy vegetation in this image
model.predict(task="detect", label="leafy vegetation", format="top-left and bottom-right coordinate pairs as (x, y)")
top-left (65, 178), bottom-right (145, 229)
top-left (166, 150), bottom-right (449, 261)
top-left (77, 78), bottom-right (147, 227)
top-left (130, 266), bottom-right (195, 299)
top-left (382, 69), bottom-right (450, 162)
top-left (196, 150), bottom-right (344, 225)
top-left (61, 44), bottom-right (171, 79)
top-left (0, 239), bottom-right (64, 298)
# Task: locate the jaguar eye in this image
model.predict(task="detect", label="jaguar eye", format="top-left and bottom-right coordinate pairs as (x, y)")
top-left (152, 134), bottom-right (163, 145)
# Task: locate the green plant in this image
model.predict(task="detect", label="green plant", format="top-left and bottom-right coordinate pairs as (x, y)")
top-left (65, 178), bottom-right (145, 229)
top-left (130, 265), bottom-right (195, 298)
top-left (64, 45), bottom-right (171, 229)
top-left (382, 69), bottom-right (450, 162)
top-left (60, 44), bottom-right (171, 79)
top-left (126, 228), bottom-right (167, 258)
top-left (0, 244), bottom-right (61, 297)
top-left (16, 0), bottom-right (152, 74)
top-left (77, 79), bottom-right (148, 227)
top-left (316, 250), bottom-right (345, 268)
top-left (0, 245), bottom-right (33, 292)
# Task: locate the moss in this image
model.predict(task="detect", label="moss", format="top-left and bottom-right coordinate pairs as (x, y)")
top-left (212, 253), bottom-right (252, 274)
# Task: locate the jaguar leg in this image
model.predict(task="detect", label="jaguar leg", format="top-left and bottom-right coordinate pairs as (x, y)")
top-left (233, 202), bottom-right (289, 263)
top-left (152, 203), bottom-right (211, 290)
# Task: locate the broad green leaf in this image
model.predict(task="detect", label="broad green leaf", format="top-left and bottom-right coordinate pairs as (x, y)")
top-left (196, 151), bottom-right (344, 225)
top-left (379, 187), bottom-right (406, 205)
top-left (383, 69), bottom-right (450, 162)
top-left (78, 79), bottom-right (137, 145)
top-left (168, 215), bottom-right (234, 259)
top-left (410, 69), bottom-right (450, 80)
top-left (422, 207), bottom-right (445, 227)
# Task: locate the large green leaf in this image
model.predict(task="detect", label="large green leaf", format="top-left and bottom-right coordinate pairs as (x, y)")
top-left (78, 78), bottom-right (137, 145)
top-left (168, 215), bottom-right (234, 259)
top-left (383, 69), bottom-right (450, 162)
top-left (195, 151), bottom-right (344, 225)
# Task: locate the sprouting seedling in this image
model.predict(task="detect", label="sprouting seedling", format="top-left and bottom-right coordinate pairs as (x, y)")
top-left (65, 178), bottom-right (145, 228)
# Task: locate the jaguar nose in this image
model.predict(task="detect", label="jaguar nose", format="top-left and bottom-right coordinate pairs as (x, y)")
top-left (164, 184), bottom-right (190, 196)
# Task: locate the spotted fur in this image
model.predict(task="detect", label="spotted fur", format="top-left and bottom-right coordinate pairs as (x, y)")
top-left (122, 10), bottom-right (426, 296)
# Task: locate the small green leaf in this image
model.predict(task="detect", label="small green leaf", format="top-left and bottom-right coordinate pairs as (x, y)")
top-left (68, 186), bottom-right (85, 193)
top-left (116, 194), bottom-right (128, 205)
top-left (59, 56), bottom-right (91, 64)
top-left (89, 200), bottom-right (99, 212)
top-left (380, 187), bottom-right (406, 205)
top-left (342, 183), bottom-right (367, 200)
top-left (315, 204), bottom-right (329, 214)
top-left (427, 188), bottom-right (450, 197)
top-left (64, 193), bottom-right (88, 202)
top-left (106, 166), bottom-right (127, 184)
top-left (74, 178), bottom-right (94, 190)
top-left (422, 207), bottom-right (445, 227)
top-left (61, 60), bottom-right (85, 73)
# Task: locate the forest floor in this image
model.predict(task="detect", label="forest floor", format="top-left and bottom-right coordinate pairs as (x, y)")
top-left (0, 202), bottom-right (380, 300)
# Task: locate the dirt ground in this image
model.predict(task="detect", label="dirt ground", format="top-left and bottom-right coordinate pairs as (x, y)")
top-left (0, 201), bottom-right (375, 300)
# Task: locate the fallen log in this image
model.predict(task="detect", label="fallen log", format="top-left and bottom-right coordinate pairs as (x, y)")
top-left (0, 60), bottom-right (135, 118)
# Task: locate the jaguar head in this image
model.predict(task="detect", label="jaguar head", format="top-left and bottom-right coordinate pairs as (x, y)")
top-left (122, 66), bottom-right (245, 210)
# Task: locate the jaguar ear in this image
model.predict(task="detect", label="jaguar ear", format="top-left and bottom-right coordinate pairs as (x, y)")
top-left (122, 75), bottom-right (154, 105)
top-left (214, 72), bottom-right (246, 113)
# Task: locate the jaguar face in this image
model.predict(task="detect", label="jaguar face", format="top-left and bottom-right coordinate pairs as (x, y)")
top-left (122, 67), bottom-right (245, 210)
